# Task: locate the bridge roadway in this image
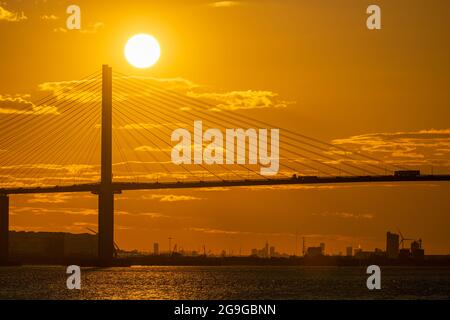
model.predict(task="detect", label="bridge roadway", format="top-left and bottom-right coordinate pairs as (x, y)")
top-left (1, 174), bottom-right (450, 195)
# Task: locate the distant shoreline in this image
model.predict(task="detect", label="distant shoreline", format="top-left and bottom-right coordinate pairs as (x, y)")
top-left (3, 255), bottom-right (450, 268)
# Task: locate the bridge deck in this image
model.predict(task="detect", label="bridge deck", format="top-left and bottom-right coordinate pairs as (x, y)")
top-left (1, 175), bottom-right (450, 195)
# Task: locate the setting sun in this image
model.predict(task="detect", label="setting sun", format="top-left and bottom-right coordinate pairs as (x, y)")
top-left (1, 0), bottom-right (450, 304)
top-left (124, 34), bottom-right (160, 68)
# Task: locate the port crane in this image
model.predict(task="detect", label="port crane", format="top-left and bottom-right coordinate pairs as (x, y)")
top-left (85, 227), bottom-right (121, 258)
top-left (397, 228), bottom-right (415, 249)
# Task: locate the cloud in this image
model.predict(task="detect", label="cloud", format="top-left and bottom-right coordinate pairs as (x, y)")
top-left (0, 163), bottom-right (96, 175)
top-left (312, 212), bottom-right (374, 220)
top-left (208, 1), bottom-right (240, 8)
top-left (53, 22), bottom-right (104, 34)
top-left (189, 227), bottom-right (241, 235)
top-left (332, 129), bottom-right (450, 168)
top-left (239, 182), bottom-right (441, 192)
top-left (0, 94), bottom-right (33, 110)
top-left (187, 227), bottom-right (366, 243)
top-left (38, 78), bottom-right (101, 103)
top-left (71, 222), bottom-right (97, 228)
top-left (113, 75), bottom-right (291, 111)
top-left (241, 184), bottom-right (351, 191)
top-left (0, 163), bottom-right (99, 189)
top-left (195, 187), bottom-right (232, 192)
top-left (27, 194), bottom-right (73, 204)
top-left (80, 22), bottom-right (104, 34)
top-left (134, 145), bottom-right (171, 152)
top-left (117, 122), bottom-right (185, 131)
top-left (113, 75), bottom-right (198, 93)
top-left (0, 6), bottom-right (27, 22)
top-left (142, 194), bottom-right (204, 202)
top-left (0, 94), bottom-right (59, 115)
top-left (103, 74), bottom-right (296, 120)
top-left (40, 14), bottom-right (59, 20)
top-left (53, 27), bottom-right (67, 33)
top-left (0, 76), bottom-right (98, 118)
top-left (139, 212), bottom-right (170, 218)
top-left (187, 90), bottom-right (293, 110)
top-left (11, 206), bottom-right (98, 216)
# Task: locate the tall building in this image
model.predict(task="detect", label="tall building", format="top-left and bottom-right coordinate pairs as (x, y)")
top-left (346, 246), bottom-right (353, 257)
top-left (153, 242), bottom-right (159, 255)
top-left (411, 239), bottom-right (424, 259)
top-left (386, 231), bottom-right (400, 259)
top-left (320, 243), bottom-right (325, 255)
top-left (306, 246), bottom-right (323, 257)
top-left (269, 246), bottom-right (275, 258)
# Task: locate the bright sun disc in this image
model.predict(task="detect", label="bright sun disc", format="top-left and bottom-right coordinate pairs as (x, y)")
top-left (125, 34), bottom-right (160, 68)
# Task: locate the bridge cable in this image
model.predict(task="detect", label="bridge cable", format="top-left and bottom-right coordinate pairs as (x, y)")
top-left (0, 80), bottom-right (101, 154)
top-left (112, 103), bottom-right (203, 181)
top-left (114, 75), bottom-right (370, 176)
top-left (14, 99), bottom-right (101, 185)
top-left (112, 106), bottom-right (170, 182)
top-left (112, 85), bottom-right (277, 180)
top-left (112, 99), bottom-right (227, 181)
top-left (113, 78), bottom-right (335, 177)
top-left (0, 83), bottom-right (102, 185)
top-left (0, 72), bottom-right (101, 137)
top-left (114, 71), bottom-right (403, 173)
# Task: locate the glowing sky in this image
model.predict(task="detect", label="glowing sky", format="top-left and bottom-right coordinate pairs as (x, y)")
top-left (1, 0), bottom-right (450, 255)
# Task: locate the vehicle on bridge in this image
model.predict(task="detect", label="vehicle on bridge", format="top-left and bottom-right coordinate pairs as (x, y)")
top-left (292, 174), bottom-right (318, 181)
top-left (394, 170), bottom-right (421, 177)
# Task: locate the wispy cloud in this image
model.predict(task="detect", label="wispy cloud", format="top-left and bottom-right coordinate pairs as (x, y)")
top-left (332, 129), bottom-right (450, 168)
top-left (187, 90), bottom-right (293, 110)
top-left (0, 94), bottom-right (59, 115)
top-left (142, 194), bottom-right (204, 202)
top-left (11, 206), bottom-right (98, 216)
top-left (38, 78), bottom-right (101, 103)
top-left (187, 227), bottom-right (366, 243)
top-left (117, 122), bottom-right (185, 131)
top-left (40, 14), bottom-right (59, 20)
top-left (27, 194), bottom-right (74, 204)
top-left (80, 22), bottom-right (104, 34)
top-left (312, 212), bottom-right (374, 220)
top-left (208, 1), bottom-right (241, 8)
top-left (189, 227), bottom-right (241, 235)
top-left (0, 6), bottom-right (27, 22)
top-left (113, 75), bottom-right (292, 111)
top-left (113, 75), bottom-right (198, 93)
top-left (134, 145), bottom-right (171, 152)
top-left (53, 22), bottom-right (104, 34)
top-left (0, 163), bottom-right (99, 189)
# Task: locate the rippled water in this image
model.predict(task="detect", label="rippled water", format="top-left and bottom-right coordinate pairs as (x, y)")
top-left (0, 266), bottom-right (449, 300)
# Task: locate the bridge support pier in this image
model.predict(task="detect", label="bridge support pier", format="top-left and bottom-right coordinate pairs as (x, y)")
top-left (0, 195), bottom-right (9, 264)
top-left (98, 64), bottom-right (114, 266)
top-left (98, 191), bottom-right (114, 265)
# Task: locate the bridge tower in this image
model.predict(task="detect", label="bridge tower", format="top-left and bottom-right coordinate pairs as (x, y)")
top-left (0, 194), bottom-right (8, 264)
top-left (98, 64), bottom-right (114, 265)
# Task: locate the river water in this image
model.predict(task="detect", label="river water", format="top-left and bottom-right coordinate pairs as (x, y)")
top-left (0, 266), bottom-right (449, 300)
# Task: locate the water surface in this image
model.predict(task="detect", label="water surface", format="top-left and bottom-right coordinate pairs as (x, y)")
top-left (0, 266), bottom-right (449, 300)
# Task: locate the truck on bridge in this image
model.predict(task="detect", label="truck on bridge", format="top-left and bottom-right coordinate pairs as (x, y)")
top-left (394, 170), bottom-right (421, 177)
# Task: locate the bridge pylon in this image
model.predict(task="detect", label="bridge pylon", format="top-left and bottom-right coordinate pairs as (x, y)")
top-left (97, 65), bottom-right (115, 265)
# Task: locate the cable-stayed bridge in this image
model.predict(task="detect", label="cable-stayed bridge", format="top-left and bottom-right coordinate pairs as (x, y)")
top-left (1, 65), bottom-right (449, 265)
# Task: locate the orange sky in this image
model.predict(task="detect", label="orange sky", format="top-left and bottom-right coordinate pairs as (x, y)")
top-left (1, 0), bottom-right (450, 255)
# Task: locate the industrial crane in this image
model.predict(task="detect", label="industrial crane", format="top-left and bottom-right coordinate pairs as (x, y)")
top-left (85, 227), bottom-right (121, 258)
top-left (397, 228), bottom-right (415, 249)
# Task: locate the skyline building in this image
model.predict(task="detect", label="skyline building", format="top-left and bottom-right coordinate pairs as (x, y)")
top-left (386, 232), bottom-right (400, 259)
